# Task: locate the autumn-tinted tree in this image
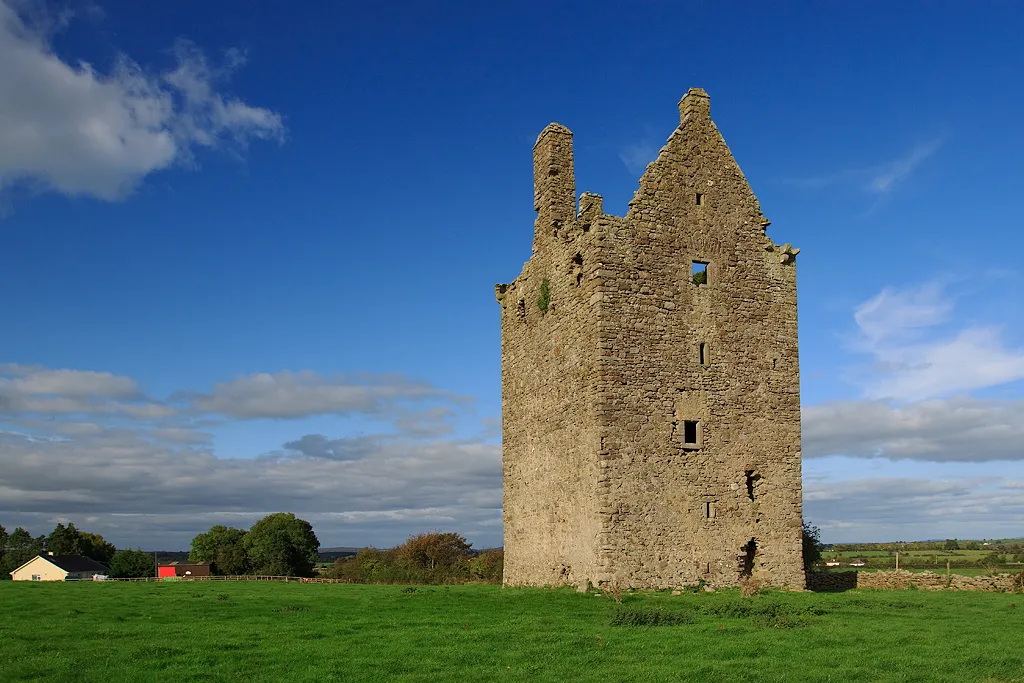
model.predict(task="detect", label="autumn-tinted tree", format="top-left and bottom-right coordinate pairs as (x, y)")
top-left (400, 532), bottom-right (473, 570)
top-left (109, 549), bottom-right (156, 578)
top-left (241, 513), bottom-right (319, 577)
top-left (190, 525), bottom-right (248, 574)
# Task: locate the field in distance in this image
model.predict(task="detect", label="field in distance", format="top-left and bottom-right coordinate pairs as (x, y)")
top-left (1, 582), bottom-right (1023, 682)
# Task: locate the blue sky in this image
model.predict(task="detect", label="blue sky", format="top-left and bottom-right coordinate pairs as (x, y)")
top-left (1, 0), bottom-right (1022, 549)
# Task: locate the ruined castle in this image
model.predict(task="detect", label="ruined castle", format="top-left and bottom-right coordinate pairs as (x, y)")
top-left (495, 89), bottom-right (805, 590)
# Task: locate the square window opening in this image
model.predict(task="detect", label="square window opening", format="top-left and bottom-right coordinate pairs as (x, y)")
top-left (691, 261), bottom-right (708, 286)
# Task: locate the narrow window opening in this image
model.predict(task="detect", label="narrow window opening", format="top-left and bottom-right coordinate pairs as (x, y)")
top-left (745, 469), bottom-right (760, 501)
top-left (691, 261), bottom-right (708, 286)
top-left (772, 358), bottom-right (777, 370)
top-left (704, 501), bottom-right (715, 519)
top-left (695, 192), bottom-right (705, 206)
top-left (683, 420), bottom-right (699, 446)
top-left (699, 343), bottom-right (708, 366)
top-left (516, 299), bottom-right (526, 320)
top-left (739, 539), bottom-right (757, 578)
top-left (573, 253), bottom-right (584, 287)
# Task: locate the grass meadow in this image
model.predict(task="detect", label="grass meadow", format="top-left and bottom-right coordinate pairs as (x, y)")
top-left (1, 582), bottom-right (1022, 683)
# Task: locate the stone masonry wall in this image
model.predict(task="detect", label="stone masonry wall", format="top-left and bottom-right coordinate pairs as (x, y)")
top-left (807, 570), bottom-right (1023, 593)
top-left (497, 124), bottom-right (604, 587)
top-left (593, 90), bottom-right (803, 590)
top-left (498, 89), bottom-right (804, 590)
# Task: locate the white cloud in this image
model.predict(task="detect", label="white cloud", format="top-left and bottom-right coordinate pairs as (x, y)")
top-left (0, 0), bottom-right (283, 202)
top-left (187, 370), bottom-right (461, 420)
top-left (618, 142), bottom-right (657, 175)
top-left (0, 363), bottom-right (138, 397)
top-left (804, 397), bottom-right (1024, 462)
top-left (851, 282), bottom-right (1024, 401)
top-left (0, 363), bottom-right (171, 417)
top-left (787, 135), bottom-right (944, 197)
top-left (868, 137), bottom-right (944, 194)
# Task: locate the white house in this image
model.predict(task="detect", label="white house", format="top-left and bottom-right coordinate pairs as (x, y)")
top-left (10, 553), bottom-right (109, 581)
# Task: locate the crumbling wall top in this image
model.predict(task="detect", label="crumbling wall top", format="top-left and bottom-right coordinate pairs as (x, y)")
top-left (678, 88), bottom-right (711, 124)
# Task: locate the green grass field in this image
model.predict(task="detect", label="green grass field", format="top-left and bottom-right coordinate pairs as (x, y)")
top-left (1, 582), bottom-right (1022, 682)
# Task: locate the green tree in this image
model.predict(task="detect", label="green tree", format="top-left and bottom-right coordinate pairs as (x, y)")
top-left (0, 527), bottom-right (45, 579)
top-left (190, 525), bottom-right (248, 573)
top-left (46, 523), bottom-right (83, 555)
top-left (109, 549), bottom-right (155, 578)
top-left (214, 543), bottom-right (250, 575)
top-left (44, 523), bottom-right (117, 564)
top-left (241, 513), bottom-right (319, 577)
top-left (802, 523), bottom-right (824, 573)
top-left (78, 532), bottom-right (117, 565)
top-left (0, 523), bottom-right (7, 559)
top-left (943, 539), bottom-right (960, 551)
top-left (964, 541), bottom-right (982, 551)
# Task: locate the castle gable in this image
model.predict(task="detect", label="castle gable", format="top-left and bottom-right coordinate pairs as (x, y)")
top-left (625, 89), bottom-right (771, 256)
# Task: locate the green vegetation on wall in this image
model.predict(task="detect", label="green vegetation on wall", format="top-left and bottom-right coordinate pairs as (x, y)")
top-left (537, 278), bottom-right (551, 314)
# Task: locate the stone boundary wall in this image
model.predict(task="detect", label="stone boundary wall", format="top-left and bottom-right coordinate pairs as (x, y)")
top-left (807, 570), bottom-right (1023, 593)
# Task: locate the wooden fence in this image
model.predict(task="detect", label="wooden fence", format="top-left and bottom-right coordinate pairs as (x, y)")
top-left (77, 575), bottom-right (346, 583)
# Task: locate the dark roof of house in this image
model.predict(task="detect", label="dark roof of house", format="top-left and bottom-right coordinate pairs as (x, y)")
top-left (44, 555), bottom-right (109, 573)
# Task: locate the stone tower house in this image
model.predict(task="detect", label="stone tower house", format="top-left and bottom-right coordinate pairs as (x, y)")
top-left (495, 89), bottom-right (804, 590)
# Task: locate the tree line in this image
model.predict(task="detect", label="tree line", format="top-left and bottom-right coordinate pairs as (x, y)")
top-left (0, 512), bottom-right (322, 580)
top-left (326, 531), bottom-right (504, 584)
top-left (0, 522), bottom-right (153, 579)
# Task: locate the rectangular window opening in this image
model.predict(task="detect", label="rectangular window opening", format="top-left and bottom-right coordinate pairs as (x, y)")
top-left (691, 261), bottom-right (708, 286)
top-left (683, 420), bottom-right (699, 446)
top-left (704, 501), bottom-right (715, 519)
top-left (699, 342), bottom-right (708, 366)
top-left (695, 192), bottom-right (705, 206)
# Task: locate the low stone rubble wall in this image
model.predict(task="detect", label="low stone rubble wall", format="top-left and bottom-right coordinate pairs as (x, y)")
top-left (807, 570), bottom-right (1022, 593)
top-left (805, 571), bottom-right (858, 591)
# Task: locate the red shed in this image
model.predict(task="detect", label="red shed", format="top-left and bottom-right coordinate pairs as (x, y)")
top-left (157, 561), bottom-right (213, 578)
